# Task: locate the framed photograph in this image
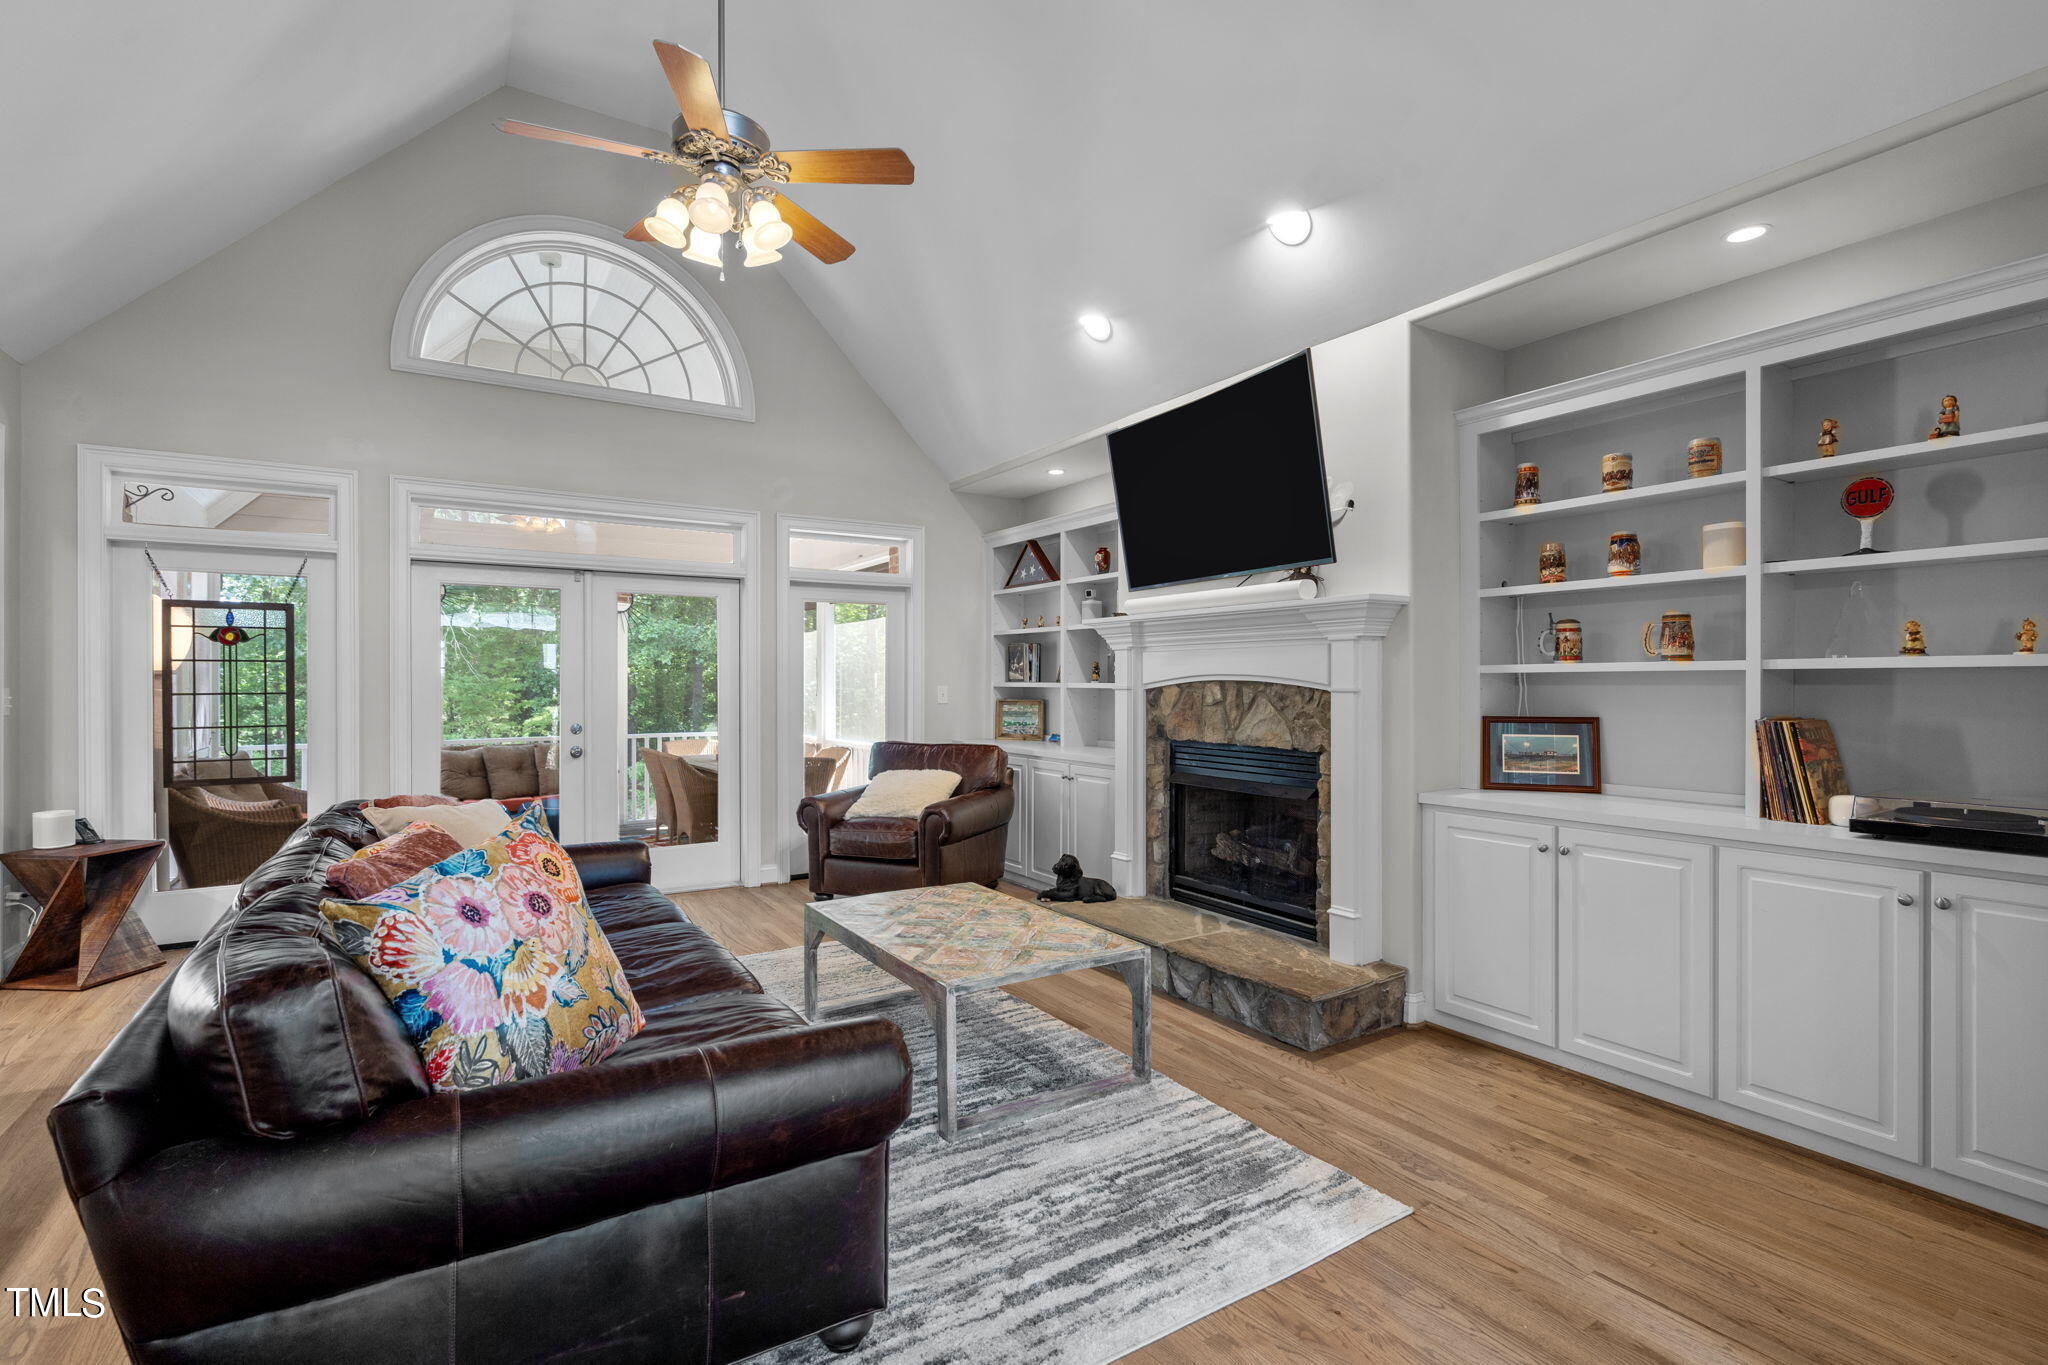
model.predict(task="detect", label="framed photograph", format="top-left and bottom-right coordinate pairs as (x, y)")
top-left (1004, 641), bottom-right (1040, 683)
top-left (1003, 538), bottom-right (1060, 589)
top-left (994, 697), bottom-right (1047, 742)
top-left (1481, 716), bottom-right (1602, 793)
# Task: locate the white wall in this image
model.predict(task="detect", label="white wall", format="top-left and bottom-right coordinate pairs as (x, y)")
top-left (1507, 182), bottom-right (2048, 392)
top-left (0, 345), bottom-right (17, 961)
top-left (10, 86), bottom-right (1001, 864)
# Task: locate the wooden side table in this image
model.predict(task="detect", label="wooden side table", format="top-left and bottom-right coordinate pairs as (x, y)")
top-left (1, 840), bottom-right (167, 991)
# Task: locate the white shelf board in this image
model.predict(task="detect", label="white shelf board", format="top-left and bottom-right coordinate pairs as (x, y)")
top-left (1066, 681), bottom-right (1118, 688)
top-left (1764, 654), bottom-right (2048, 670)
top-left (1764, 536), bottom-right (2048, 576)
top-left (1479, 660), bottom-right (1745, 674)
top-left (994, 625), bottom-right (1060, 636)
top-left (1477, 470), bottom-right (1743, 524)
top-left (1063, 571), bottom-right (1119, 586)
top-left (1479, 567), bottom-right (1743, 599)
top-left (994, 580), bottom-right (1063, 596)
top-left (1764, 419), bottom-right (2048, 483)
top-left (994, 682), bottom-right (1058, 690)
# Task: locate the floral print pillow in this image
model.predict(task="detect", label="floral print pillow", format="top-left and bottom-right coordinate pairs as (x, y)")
top-left (320, 825), bottom-right (644, 1092)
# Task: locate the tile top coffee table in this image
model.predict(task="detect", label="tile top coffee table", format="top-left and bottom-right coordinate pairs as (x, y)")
top-left (803, 883), bottom-right (1151, 1140)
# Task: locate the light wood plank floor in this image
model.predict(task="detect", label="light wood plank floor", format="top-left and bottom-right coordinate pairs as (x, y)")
top-left (7, 881), bottom-right (2046, 1364)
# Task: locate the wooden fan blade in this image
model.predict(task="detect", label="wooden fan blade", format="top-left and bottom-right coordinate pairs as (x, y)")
top-left (498, 120), bottom-right (675, 164)
top-left (777, 149), bottom-right (915, 185)
top-left (624, 220), bottom-right (655, 242)
top-left (772, 193), bottom-right (854, 264)
top-left (653, 40), bottom-right (724, 132)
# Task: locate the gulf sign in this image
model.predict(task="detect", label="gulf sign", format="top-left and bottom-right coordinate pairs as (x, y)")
top-left (1841, 474), bottom-right (1895, 520)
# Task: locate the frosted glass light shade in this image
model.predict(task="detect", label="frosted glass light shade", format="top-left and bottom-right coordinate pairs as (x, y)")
top-left (687, 182), bottom-right (734, 233)
top-left (642, 214), bottom-right (689, 249)
top-left (745, 200), bottom-right (793, 252)
top-left (742, 243), bottom-right (783, 268)
top-left (653, 195), bottom-right (691, 227)
top-left (681, 228), bottom-right (724, 266)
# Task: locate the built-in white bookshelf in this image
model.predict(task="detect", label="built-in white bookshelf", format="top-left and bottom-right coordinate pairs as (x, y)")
top-left (1459, 253), bottom-right (2048, 816)
top-left (984, 504), bottom-right (1125, 756)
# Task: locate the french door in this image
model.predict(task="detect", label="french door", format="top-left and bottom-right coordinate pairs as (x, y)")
top-left (783, 585), bottom-right (908, 874)
top-left (411, 564), bottom-right (740, 890)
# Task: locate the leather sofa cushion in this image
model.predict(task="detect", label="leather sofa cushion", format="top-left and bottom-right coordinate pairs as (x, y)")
top-left (482, 743), bottom-right (540, 799)
top-left (440, 747), bottom-right (490, 801)
top-left (828, 817), bottom-right (918, 860)
top-left (868, 739), bottom-right (1007, 794)
top-left (604, 918), bottom-right (761, 1003)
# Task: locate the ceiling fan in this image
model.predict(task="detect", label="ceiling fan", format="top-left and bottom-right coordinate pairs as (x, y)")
top-left (497, 10), bottom-right (911, 270)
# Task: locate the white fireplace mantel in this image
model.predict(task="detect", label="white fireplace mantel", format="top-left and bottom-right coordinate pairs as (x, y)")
top-left (1092, 592), bottom-right (1408, 965)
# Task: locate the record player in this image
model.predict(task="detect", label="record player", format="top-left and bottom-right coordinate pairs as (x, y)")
top-left (1848, 797), bottom-right (2048, 857)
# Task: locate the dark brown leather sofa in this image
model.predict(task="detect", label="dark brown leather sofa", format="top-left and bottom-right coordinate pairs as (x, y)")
top-left (48, 801), bottom-right (911, 1364)
top-left (796, 741), bottom-right (1014, 898)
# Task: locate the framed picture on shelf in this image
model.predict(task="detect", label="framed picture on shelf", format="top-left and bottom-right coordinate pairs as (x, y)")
top-left (1003, 539), bottom-right (1059, 589)
top-left (1004, 641), bottom-right (1039, 683)
top-left (995, 697), bottom-right (1047, 742)
top-left (1481, 716), bottom-right (1602, 794)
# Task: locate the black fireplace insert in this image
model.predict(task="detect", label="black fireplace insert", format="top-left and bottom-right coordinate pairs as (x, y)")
top-left (1167, 739), bottom-right (1321, 939)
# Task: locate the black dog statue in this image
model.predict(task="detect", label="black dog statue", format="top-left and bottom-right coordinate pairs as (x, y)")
top-left (1037, 853), bottom-right (1118, 904)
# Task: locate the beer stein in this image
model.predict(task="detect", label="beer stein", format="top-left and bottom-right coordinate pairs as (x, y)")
top-left (1642, 611), bottom-right (1695, 662)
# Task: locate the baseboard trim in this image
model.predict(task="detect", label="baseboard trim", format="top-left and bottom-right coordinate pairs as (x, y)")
top-left (1403, 991), bottom-right (1426, 1025)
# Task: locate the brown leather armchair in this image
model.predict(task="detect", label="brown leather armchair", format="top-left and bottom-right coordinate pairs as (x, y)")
top-left (797, 741), bottom-right (1014, 898)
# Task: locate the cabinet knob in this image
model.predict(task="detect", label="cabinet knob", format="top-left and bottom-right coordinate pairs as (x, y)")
top-left (1558, 846), bottom-right (1572, 856)
top-left (1897, 893), bottom-right (1914, 907)
top-left (1536, 844), bottom-right (1550, 853)
top-left (1934, 896), bottom-right (1953, 910)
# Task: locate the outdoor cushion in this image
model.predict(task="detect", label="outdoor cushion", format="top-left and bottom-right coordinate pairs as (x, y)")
top-left (439, 747), bottom-right (490, 801)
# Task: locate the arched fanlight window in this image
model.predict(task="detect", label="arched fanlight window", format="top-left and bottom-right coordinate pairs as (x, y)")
top-left (392, 216), bottom-right (753, 421)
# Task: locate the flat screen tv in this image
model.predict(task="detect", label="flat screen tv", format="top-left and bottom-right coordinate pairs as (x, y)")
top-left (1107, 352), bottom-right (1335, 592)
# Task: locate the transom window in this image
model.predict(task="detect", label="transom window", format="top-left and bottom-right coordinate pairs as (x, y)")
top-left (393, 218), bottom-right (753, 420)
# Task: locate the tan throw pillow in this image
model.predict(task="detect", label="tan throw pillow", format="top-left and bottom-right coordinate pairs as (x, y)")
top-left (846, 768), bottom-right (961, 819)
top-left (481, 744), bottom-right (539, 799)
top-left (364, 799), bottom-right (513, 848)
top-left (440, 748), bottom-right (490, 802)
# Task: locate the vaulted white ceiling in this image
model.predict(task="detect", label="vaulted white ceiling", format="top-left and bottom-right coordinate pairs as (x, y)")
top-left (8, 2), bottom-right (2048, 483)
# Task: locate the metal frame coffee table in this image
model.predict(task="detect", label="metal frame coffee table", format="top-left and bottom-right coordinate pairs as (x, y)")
top-left (803, 884), bottom-right (1152, 1140)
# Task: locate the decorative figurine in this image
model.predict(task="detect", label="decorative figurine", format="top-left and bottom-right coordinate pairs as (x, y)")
top-left (1841, 474), bottom-right (1895, 554)
top-left (1900, 620), bottom-right (1927, 656)
top-left (1513, 462), bottom-right (1541, 508)
top-left (1036, 615), bottom-right (1045, 628)
top-left (1817, 418), bottom-right (1840, 458)
top-left (1090, 661), bottom-right (1102, 682)
top-left (1927, 394), bottom-right (1961, 440)
top-left (1054, 615), bottom-right (1062, 627)
top-left (2019, 617), bottom-right (2039, 655)
top-left (1093, 546), bottom-right (1112, 574)
top-left (1036, 853), bottom-right (1117, 904)
top-left (1020, 615), bottom-right (1029, 628)
top-left (1687, 437), bottom-right (1723, 478)
top-left (1607, 531), bottom-right (1642, 577)
top-left (1538, 541), bottom-right (1568, 584)
top-left (1601, 452), bottom-right (1633, 493)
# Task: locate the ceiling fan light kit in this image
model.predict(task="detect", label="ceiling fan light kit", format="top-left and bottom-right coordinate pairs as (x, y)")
top-left (499, 14), bottom-right (910, 272)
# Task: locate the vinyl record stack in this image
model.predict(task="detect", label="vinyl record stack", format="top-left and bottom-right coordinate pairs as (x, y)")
top-left (1754, 717), bottom-right (1849, 823)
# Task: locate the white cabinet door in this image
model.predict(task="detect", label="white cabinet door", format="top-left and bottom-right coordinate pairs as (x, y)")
top-left (1929, 873), bottom-right (2048, 1201)
top-left (1026, 762), bottom-right (1071, 882)
top-left (1429, 811), bottom-right (1556, 1044)
top-left (1068, 765), bottom-right (1115, 882)
top-left (1716, 849), bottom-right (1923, 1160)
top-left (1003, 760), bottom-right (1031, 880)
top-left (1557, 826), bottom-right (1713, 1096)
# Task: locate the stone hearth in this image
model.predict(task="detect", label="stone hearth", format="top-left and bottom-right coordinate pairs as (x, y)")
top-left (1146, 681), bottom-right (1332, 945)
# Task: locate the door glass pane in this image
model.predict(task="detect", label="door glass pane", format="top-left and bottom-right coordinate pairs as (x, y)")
top-left (618, 591), bottom-right (722, 846)
top-left (154, 568), bottom-right (310, 889)
top-left (801, 601), bottom-right (890, 798)
top-left (439, 584), bottom-right (561, 834)
top-left (788, 533), bottom-right (904, 574)
top-left (417, 505), bottom-right (736, 565)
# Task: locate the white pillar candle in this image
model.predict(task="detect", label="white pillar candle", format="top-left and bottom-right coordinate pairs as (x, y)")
top-left (1828, 795), bottom-right (1857, 827)
top-left (1701, 521), bottom-right (1746, 573)
top-left (32, 809), bottom-right (77, 849)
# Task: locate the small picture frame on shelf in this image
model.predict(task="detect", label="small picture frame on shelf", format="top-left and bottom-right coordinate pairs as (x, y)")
top-left (1481, 715), bottom-right (1603, 794)
top-left (1004, 641), bottom-right (1039, 682)
top-left (1003, 539), bottom-right (1060, 589)
top-left (995, 697), bottom-right (1047, 742)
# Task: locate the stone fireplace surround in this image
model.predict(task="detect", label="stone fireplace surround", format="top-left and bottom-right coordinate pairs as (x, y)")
top-left (1092, 593), bottom-right (1408, 967)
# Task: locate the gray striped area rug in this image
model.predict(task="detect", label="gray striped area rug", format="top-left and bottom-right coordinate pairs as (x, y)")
top-left (743, 943), bottom-right (1410, 1364)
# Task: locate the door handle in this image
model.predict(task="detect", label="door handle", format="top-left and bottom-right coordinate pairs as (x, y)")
top-left (568, 723), bottom-right (583, 735)
top-left (568, 745), bottom-right (585, 759)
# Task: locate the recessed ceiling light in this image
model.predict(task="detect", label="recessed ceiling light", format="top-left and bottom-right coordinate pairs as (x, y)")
top-left (1078, 312), bottom-right (1113, 342)
top-left (1047, 468), bottom-right (1066, 477)
top-left (1724, 223), bottom-right (1770, 244)
top-left (1266, 208), bottom-right (1313, 246)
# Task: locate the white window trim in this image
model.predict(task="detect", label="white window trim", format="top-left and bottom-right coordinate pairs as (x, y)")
top-left (390, 215), bottom-right (756, 423)
top-left (76, 445), bottom-right (360, 889)
top-left (774, 514), bottom-right (925, 879)
top-left (390, 476), bottom-right (768, 885)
